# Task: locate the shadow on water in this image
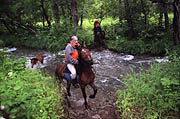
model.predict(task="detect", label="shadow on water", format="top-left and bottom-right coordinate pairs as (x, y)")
top-left (5, 47), bottom-right (169, 119)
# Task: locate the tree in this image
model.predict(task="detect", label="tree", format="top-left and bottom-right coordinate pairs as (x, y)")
top-left (158, 3), bottom-right (163, 27)
top-left (140, 0), bottom-right (147, 26)
top-left (49, 0), bottom-right (60, 25)
top-left (71, 0), bottom-right (78, 29)
top-left (41, 0), bottom-right (51, 27)
top-left (163, 0), bottom-right (169, 31)
top-left (119, 0), bottom-right (123, 23)
top-left (173, 0), bottom-right (180, 44)
top-left (124, 0), bottom-right (134, 40)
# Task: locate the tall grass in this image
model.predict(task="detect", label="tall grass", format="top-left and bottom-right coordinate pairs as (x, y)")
top-left (0, 52), bottom-right (65, 118)
top-left (116, 52), bottom-right (180, 119)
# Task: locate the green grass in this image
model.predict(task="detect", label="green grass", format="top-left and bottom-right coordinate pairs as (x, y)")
top-left (0, 53), bottom-right (65, 118)
top-left (116, 52), bottom-right (180, 119)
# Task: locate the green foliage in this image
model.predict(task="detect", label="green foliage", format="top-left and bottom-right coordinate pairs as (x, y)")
top-left (0, 40), bottom-right (5, 47)
top-left (106, 22), bottom-right (174, 55)
top-left (0, 53), bottom-right (64, 118)
top-left (1, 24), bottom-right (75, 53)
top-left (76, 28), bottom-right (94, 46)
top-left (108, 38), bottom-right (148, 54)
top-left (116, 53), bottom-right (180, 119)
top-left (0, 34), bottom-right (17, 47)
top-left (0, 0), bottom-right (175, 55)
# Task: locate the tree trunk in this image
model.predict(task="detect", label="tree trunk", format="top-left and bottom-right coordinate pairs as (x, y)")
top-left (119, 0), bottom-right (123, 24)
top-left (71, 0), bottom-right (78, 29)
top-left (163, 0), bottom-right (169, 31)
top-left (42, 14), bottom-right (45, 27)
top-left (80, 15), bottom-right (83, 28)
top-left (49, 0), bottom-right (60, 25)
top-left (124, 0), bottom-right (134, 40)
top-left (158, 3), bottom-right (163, 28)
top-left (40, 0), bottom-right (51, 27)
top-left (173, 0), bottom-right (180, 45)
top-left (60, 4), bottom-right (66, 18)
top-left (141, 0), bottom-right (147, 26)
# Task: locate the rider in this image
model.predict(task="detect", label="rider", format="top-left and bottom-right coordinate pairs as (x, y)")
top-left (64, 36), bottom-right (80, 87)
top-left (93, 19), bottom-right (105, 47)
top-left (93, 19), bottom-right (102, 36)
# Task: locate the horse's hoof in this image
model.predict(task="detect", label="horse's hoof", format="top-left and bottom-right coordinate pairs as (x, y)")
top-left (89, 95), bottom-right (95, 98)
top-left (67, 92), bottom-right (71, 96)
top-left (85, 104), bottom-right (91, 110)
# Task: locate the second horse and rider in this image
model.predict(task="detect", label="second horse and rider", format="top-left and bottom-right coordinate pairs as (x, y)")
top-left (93, 20), bottom-right (106, 48)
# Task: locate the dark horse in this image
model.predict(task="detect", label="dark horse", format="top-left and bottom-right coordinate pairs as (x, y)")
top-left (55, 43), bottom-right (97, 109)
top-left (94, 31), bottom-right (105, 47)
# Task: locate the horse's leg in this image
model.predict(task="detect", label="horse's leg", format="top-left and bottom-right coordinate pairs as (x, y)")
top-left (99, 34), bottom-right (102, 47)
top-left (72, 79), bottom-right (79, 88)
top-left (80, 85), bottom-right (89, 109)
top-left (96, 32), bottom-right (101, 47)
top-left (89, 82), bottom-right (97, 98)
top-left (101, 31), bottom-right (105, 39)
top-left (101, 31), bottom-right (105, 46)
top-left (94, 33), bottom-right (98, 47)
top-left (66, 80), bottom-right (72, 96)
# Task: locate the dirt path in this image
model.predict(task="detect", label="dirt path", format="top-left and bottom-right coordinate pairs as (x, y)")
top-left (60, 50), bottom-right (154, 119)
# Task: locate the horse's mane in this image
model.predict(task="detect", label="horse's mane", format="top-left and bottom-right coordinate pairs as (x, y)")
top-left (77, 46), bottom-right (92, 73)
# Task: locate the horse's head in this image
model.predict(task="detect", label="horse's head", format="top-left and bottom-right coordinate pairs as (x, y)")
top-left (30, 58), bottom-right (38, 68)
top-left (30, 54), bottom-right (44, 68)
top-left (79, 42), bottom-right (93, 65)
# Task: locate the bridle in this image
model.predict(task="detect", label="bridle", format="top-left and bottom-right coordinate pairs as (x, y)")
top-left (79, 47), bottom-right (93, 66)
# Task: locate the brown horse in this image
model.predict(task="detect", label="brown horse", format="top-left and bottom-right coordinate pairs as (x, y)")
top-left (55, 43), bottom-right (97, 109)
top-left (94, 31), bottom-right (105, 47)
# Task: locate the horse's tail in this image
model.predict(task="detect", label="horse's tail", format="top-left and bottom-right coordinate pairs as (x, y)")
top-left (55, 65), bottom-right (60, 79)
top-left (55, 70), bottom-right (58, 77)
top-left (55, 64), bottom-right (65, 83)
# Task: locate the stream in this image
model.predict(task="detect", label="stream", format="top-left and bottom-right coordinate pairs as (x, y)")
top-left (3, 47), bottom-right (168, 119)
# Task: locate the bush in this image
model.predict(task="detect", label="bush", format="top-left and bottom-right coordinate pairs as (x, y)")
top-left (0, 52), bottom-right (65, 119)
top-left (108, 38), bottom-right (148, 55)
top-left (76, 28), bottom-right (94, 46)
top-left (116, 53), bottom-right (180, 119)
top-left (103, 23), bottom-right (128, 41)
top-left (0, 40), bottom-right (5, 47)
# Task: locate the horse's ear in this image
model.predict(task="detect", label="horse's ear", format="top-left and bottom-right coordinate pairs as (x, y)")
top-left (83, 41), bottom-right (87, 48)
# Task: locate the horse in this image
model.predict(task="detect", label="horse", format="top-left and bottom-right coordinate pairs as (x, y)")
top-left (30, 54), bottom-right (44, 68)
top-left (94, 30), bottom-right (105, 47)
top-left (55, 43), bottom-right (97, 109)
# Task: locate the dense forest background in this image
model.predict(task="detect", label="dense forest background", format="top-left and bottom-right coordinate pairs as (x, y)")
top-left (1, 0), bottom-right (180, 119)
top-left (0, 0), bottom-right (180, 54)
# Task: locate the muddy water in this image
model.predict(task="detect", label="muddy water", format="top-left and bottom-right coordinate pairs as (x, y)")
top-left (6, 47), bottom-right (168, 119)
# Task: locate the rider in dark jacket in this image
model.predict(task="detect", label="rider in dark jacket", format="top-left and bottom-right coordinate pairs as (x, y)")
top-left (93, 20), bottom-right (102, 36)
